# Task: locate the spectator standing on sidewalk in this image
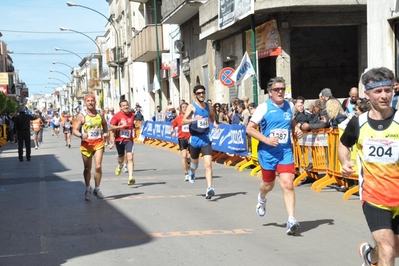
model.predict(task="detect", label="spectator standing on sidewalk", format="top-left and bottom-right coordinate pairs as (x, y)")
top-left (13, 105), bottom-right (35, 162)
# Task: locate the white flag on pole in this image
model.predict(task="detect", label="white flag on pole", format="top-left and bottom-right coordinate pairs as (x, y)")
top-left (230, 51), bottom-right (256, 85)
top-left (152, 73), bottom-right (160, 92)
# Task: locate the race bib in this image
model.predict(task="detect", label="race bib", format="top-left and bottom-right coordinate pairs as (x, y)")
top-left (363, 137), bottom-right (399, 164)
top-left (65, 121), bottom-right (71, 128)
top-left (33, 124), bottom-right (40, 129)
top-left (120, 129), bottom-right (131, 138)
top-left (87, 129), bottom-right (101, 139)
top-left (270, 128), bottom-right (289, 144)
top-left (197, 118), bottom-right (209, 129)
top-left (182, 124), bottom-right (190, 132)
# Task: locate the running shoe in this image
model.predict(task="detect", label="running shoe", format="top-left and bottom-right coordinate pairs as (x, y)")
top-left (286, 218), bottom-right (300, 235)
top-left (85, 187), bottom-right (92, 201)
top-left (122, 165), bottom-right (128, 173)
top-left (115, 165), bottom-right (122, 176)
top-left (35, 146), bottom-right (38, 150)
top-left (93, 189), bottom-right (104, 199)
top-left (68, 144), bottom-right (71, 148)
top-left (188, 169), bottom-right (195, 183)
top-left (256, 194), bottom-right (266, 217)
top-left (184, 174), bottom-right (189, 181)
top-left (358, 242), bottom-right (376, 266)
top-left (205, 187), bottom-right (215, 199)
top-left (128, 176), bottom-right (136, 186)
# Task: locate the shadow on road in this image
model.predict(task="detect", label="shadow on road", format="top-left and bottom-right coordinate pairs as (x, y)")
top-left (197, 191), bottom-right (247, 201)
top-left (0, 151), bottom-right (153, 265)
top-left (262, 218), bottom-right (335, 235)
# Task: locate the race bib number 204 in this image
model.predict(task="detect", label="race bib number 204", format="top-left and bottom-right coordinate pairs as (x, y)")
top-left (363, 137), bottom-right (399, 164)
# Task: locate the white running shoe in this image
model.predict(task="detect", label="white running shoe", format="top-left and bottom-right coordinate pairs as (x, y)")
top-left (286, 218), bottom-right (300, 235)
top-left (184, 174), bottom-right (189, 181)
top-left (85, 187), bottom-right (92, 201)
top-left (205, 188), bottom-right (215, 199)
top-left (256, 193), bottom-right (266, 217)
top-left (358, 242), bottom-right (375, 266)
top-left (93, 189), bottom-right (104, 199)
top-left (122, 165), bottom-right (128, 173)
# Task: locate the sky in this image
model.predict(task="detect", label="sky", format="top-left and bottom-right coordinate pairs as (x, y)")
top-left (0, 0), bottom-right (109, 96)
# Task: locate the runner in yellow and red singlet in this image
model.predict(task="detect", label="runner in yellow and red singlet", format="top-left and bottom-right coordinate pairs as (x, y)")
top-left (72, 94), bottom-right (108, 201)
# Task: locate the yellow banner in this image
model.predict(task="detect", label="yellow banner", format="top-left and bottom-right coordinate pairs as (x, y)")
top-left (0, 73), bottom-right (9, 85)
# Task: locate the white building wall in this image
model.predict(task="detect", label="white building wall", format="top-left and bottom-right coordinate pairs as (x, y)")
top-left (367, 0), bottom-right (398, 70)
top-left (132, 62), bottom-right (151, 120)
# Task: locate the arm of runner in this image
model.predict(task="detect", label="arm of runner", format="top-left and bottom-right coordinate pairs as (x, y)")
top-left (72, 114), bottom-right (85, 139)
top-left (182, 104), bottom-right (201, 125)
top-left (338, 141), bottom-right (355, 177)
top-left (246, 121), bottom-right (278, 147)
top-left (100, 111), bottom-right (108, 138)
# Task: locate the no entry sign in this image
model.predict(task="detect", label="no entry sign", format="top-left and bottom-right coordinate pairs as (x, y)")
top-left (219, 67), bottom-right (235, 87)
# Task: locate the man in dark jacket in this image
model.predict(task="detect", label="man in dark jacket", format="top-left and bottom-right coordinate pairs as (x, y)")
top-left (13, 105), bottom-right (35, 161)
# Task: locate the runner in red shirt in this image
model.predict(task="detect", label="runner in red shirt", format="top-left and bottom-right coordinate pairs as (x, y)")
top-left (170, 102), bottom-right (191, 181)
top-left (109, 100), bottom-right (136, 185)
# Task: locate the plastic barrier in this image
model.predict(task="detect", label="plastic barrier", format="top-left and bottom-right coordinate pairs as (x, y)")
top-left (293, 128), bottom-right (359, 200)
top-left (293, 129), bottom-right (329, 186)
top-left (310, 129), bottom-right (343, 192)
top-left (234, 136), bottom-right (261, 176)
top-left (0, 124), bottom-right (7, 147)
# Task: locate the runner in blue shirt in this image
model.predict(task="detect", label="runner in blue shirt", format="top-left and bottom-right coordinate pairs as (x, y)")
top-left (246, 77), bottom-right (303, 235)
top-left (182, 85), bottom-right (219, 199)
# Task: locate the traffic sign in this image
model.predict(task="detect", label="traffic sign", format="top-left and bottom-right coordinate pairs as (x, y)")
top-left (219, 67), bottom-right (235, 87)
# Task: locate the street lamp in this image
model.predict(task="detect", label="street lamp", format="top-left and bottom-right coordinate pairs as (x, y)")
top-left (59, 26), bottom-right (104, 109)
top-left (55, 47), bottom-right (83, 60)
top-left (50, 69), bottom-right (74, 111)
top-left (50, 69), bottom-right (72, 83)
top-left (53, 61), bottom-right (74, 70)
top-left (48, 77), bottom-right (69, 85)
top-left (47, 83), bottom-right (67, 113)
top-left (66, 1), bottom-right (122, 101)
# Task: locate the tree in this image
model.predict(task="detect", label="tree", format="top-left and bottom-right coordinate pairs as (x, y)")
top-left (0, 92), bottom-right (18, 114)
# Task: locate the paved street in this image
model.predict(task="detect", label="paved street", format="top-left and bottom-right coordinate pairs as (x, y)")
top-left (0, 128), bottom-right (386, 266)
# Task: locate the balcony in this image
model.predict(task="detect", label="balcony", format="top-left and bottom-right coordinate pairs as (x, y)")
top-left (106, 47), bottom-right (127, 67)
top-left (132, 25), bottom-right (168, 63)
top-left (161, 0), bottom-right (205, 25)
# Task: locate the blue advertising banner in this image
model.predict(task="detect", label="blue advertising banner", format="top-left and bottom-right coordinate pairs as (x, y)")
top-left (210, 124), bottom-right (248, 156)
top-left (142, 121), bottom-right (248, 156)
top-left (141, 121), bottom-right (178, 144)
